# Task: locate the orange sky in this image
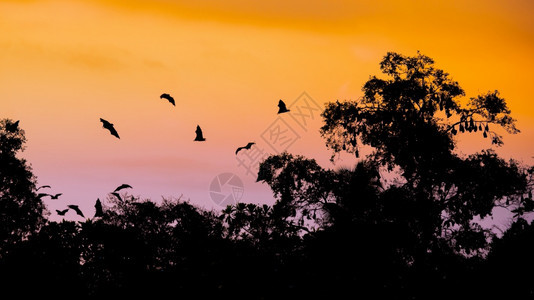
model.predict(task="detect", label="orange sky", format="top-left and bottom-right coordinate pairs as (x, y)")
top-left (1, 0), bottom-right (533, 221)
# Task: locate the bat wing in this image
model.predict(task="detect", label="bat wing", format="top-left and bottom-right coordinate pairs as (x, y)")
top-left (194, 125), bottom-right (205, 141)
top-left (246, 142), bottom-right (255, 148)
top-left (56, 209), bottom-right (68, 215)
top-left (101, 118), bottom-right (120, 138)
top-left (114, 184), bottom-right (132, 192)
top-left (161, 93), bottom-right (175, 106)
top-left (75, 208), bottom-right (85, 218)
top-left (111, 192), bottom-right (122, 201)
top-left (277, 100), bottom-right (290, 113)
top-left (100, 118), bottom-right (110, 126)
top-left (67, 205), bottom-right (84, 217)
top-left (106, 125), bottom-right (120, 138)
top-left (235, 147), bottom-right (244, 155)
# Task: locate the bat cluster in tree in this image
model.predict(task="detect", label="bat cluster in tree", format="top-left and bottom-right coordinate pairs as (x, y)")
top-left (451, 117), bottom-right (490, 138)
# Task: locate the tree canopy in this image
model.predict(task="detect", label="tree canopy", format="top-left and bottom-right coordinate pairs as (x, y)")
top-left (1, 52), bottom-right (533, 298)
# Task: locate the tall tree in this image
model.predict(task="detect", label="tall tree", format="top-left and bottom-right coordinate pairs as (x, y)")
top-left (0, 119), bottom-right (47, 255)
top-left (257, 52), bottom-right (531, 266)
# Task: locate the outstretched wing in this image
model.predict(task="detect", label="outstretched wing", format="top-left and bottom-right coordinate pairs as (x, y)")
top-left (111, 192), bottom-right (122, 202)
top-left (67, 205), bottom-right (85, 218)
top-left (194, 125), bottom-right (205, 141)
top-left (56, 209), bottom-right (68, 215)
top-left (160, 93), bottom-right (175, 106)
top-left (236, 142), bottom-right (255, 154)
top-left (37, 185), bottom-right (51, 190)
top-left (100, 118), bottom-right (120, 139)
top-left (114, 184), bottom-right (132, 192)
top-left (277, 100), bottom-right (290, 114)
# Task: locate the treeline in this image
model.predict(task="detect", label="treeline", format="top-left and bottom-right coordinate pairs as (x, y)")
top-left (2, 52), bottom-right (534, 299)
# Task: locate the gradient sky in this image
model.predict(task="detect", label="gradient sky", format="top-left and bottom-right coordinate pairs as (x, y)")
top-left (2, 0), bottom-right (534, 223)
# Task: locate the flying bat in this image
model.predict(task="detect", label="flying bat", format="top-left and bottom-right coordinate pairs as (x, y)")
top-left (235, 142), bottom-right (255, 155)
top-left (37, 185), bottom-right (51, 190)
top-left (113, 184), bottom-right (132, 192)
top-left (56, 209), bottom-right (69, 216)
top-left (49, 193), bottom-right (62, 200)
top-left (194, 125), bottom-right (206, 141)
top-left (94, 198), bottom-right (104, 218)
top-left (277, 100), bottom-right (290, 114)
top-left (100, 118), bottom-right (120, 139)
top-left (160, 93), bottom-right (175, 106)
top-left (36, 193), bottom-right (49, 199)
top-left (67, 205), bottom-right (85, 218)
top-left (110, 192), bottom-right (123, 202)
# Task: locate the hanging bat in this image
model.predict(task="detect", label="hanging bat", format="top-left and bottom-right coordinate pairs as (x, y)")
top-left (67, 205), bottom-right (85, 218)
top-left (160, 93), bottom-right (175, 106)
top-left (194, 125), bottom-right (206, 141)
top-left (113, 184), bottom-right (132, 192)
top-left (277, 99), bottom-right (290, 114)
top-left (100, 118), bottom-right (120, 139)
top-left (235, 142), bottom-right (255, 155)
top-left (94, 198), bottom-right (104, 218)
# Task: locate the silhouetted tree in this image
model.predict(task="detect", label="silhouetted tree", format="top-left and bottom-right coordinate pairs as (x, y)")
top-left (0, 119), bottom-right (47, 256)
top-left (256, 52), bottom-right (533, 297)
top-left (483, 217), bottom-right (534, 298)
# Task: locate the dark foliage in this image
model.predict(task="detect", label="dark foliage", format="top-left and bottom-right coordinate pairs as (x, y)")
top-left (0, 52), bottom-right (533, 299)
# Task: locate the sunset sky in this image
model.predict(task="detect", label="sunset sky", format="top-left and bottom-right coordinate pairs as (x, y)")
top-left (2, 0), bottom-right (534, 222)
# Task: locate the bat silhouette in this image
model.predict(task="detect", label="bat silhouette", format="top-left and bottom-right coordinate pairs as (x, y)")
top-left (236, 142), bottom-right (255, 155)
top-left (94, 198), bottom-right (104, 218)
top-left (100, 118), bottom-right (120, 139)
top-left (67, 205), bottom-right (85, 218)
top-left (56, 209), bottom-right (69, 216)
top-left (110, 192), bottom-right (122, 202)
top-left (6, 120), bottom-right (19, 132)
top-left (277, 100), bottom-right (290, 114)
top-left (194, 125), bottom-right (206, 141)
top-left (37, 185), bottom-right (51, 190)
top-left (160, 93), bottom-right (175, 106)
top-left (37, 193), bottom-right (49, 199)
top-left (49, 193), bottom-right (62, 200)
top-left (113, 184), bottom-right (132, 192)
